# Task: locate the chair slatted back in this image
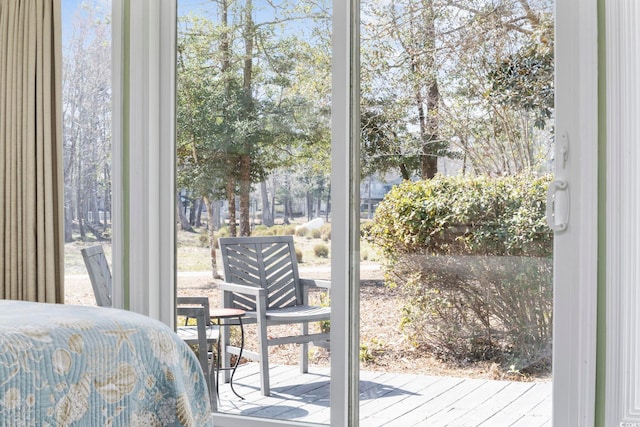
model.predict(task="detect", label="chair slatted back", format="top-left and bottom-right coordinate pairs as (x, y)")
top-left (176, 296), bottom-right (212, 327)
top-left (219, 236), bottom-right (302, 311)
top-left (81, 245), bottom-right (112, 307)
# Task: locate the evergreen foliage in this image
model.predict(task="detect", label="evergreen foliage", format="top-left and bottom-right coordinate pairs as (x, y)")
top-left (369, 174), bottom-right (553, 371)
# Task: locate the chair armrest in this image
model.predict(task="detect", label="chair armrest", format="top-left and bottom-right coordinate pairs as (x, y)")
top-left (218, 281), bottom-right (265, 296)
top-left (300, 279), bottom-right (331, 290)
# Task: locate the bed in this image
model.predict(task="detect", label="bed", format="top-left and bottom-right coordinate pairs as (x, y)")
top-left (0, 300), bottom-right (213, 427)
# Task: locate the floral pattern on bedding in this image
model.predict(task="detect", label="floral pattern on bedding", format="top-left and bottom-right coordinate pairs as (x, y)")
top-left (0, 300), bottom-right (212, 427)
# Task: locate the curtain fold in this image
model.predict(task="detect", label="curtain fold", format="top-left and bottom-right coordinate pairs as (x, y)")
top-left (0, 0), bottom-right (64, 303)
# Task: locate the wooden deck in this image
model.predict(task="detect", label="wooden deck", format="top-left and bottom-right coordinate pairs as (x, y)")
top-left (215, 363), bottom-right (552, 426)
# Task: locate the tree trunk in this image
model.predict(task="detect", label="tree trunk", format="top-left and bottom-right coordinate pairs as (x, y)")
top-left (238, 0), bottom-right (255, 236)
top-left (176, 192), bottom-right (193, 232)
top-left (64, 206), bottom-right (73, 242)
top-left (194, 198), bottom-right (203, 227)
top-left (188, 197), bottom-right (196, 225)
top-left (461, 134), bottom-right (468, 176)
top-left (226, 177), bottom-right (237, 236)
top-left (203, 195), bottom-right (221, 279)
top-left (283, 194), bottom-right (290, 224)
top-left (422, 1), bottom-right (439, 179)
top-left (271, 178), bottom-right (277, 223)
top-left (77, 158), bottom-right (85, 239)
top-left (325, 184), bottom-right (331, 222)
top-left (212, 199), bottom-right (221, 230)
top-left (400, 163), bottom-right (410, 180)
top-left (260, 181), bottom-right (273, 227)
top-left (239, 155), bottom-right (251, 236)
top-left (103, 164), bottom-right (111, 232)
top-left (288, 198), bottom-right (294, 221)
top-left (91, 185), bottom-right (100, 226)
top-left (420, 79), bottom-right (439, 179)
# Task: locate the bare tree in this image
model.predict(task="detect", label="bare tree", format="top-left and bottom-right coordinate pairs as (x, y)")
top-left (361, 0), bottom-right (554, 178)
top-left (63, 5), bottom-right (112, 242)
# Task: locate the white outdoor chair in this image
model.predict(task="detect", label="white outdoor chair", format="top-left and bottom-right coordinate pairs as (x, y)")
top-left (82, 246), bottom-right (219, 408)
top-left (176, 296), bottom-right (219, 411)
top-left (218, 235), bottom-right (331, 396)
top-left (81, 245), bottom-right (112, 307)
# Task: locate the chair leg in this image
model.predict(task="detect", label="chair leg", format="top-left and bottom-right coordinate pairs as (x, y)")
top-left (198, 342), bottom-right (217, 411)
top-left (208, 345), bottom-right (217, 412)
top-left (257, 320), bottom-right (271, 396)
top-left (300, 322), bottom-right (309, 374)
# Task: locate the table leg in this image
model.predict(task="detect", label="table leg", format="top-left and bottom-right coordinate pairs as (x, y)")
top-left (215, 316), bottom-right (245, 401)
top-left (228, 317), bottom-right (244, 400)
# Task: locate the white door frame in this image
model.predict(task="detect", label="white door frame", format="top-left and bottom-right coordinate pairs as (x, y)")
top-left (112, 0), bottom-right (356, 425)
top-left (552, 0), bottom-right (599, 425)
top-left (111, 0), bottom-right (176, 328)
top-left (604, 1), bottom-right (640, 425)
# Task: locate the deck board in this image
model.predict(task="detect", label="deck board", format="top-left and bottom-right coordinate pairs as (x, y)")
top-left (477, 383), bottom-right (551, 426)
top-left (417, 379), bottom-right (511, 426)
top-left (215, 363), bottom-right (552, 426)
top-left (448, 381), bottom-right (537, 426)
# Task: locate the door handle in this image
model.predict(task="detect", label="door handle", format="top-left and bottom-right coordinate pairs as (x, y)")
top-left (546, 180), bottom-right (569, 232)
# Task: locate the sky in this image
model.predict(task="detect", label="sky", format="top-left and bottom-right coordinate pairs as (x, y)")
top-left (61, 0), bottom-right (230, 27)
top-left (60, 0), bottom-right (208, 49)
top-left (61, 0), bottom-right (111, 25)
top-left (60, 0), bottom-right (329, 60)
top-left (60, 0), bottom-right (203, 37)
top-left (61, 0), bottom-right (111, 46)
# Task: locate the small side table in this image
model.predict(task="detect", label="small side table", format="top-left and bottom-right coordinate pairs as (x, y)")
top-left (211, 308), bottom-right (246, 400)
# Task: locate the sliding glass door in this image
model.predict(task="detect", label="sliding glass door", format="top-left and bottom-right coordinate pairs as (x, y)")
top-left (357, 1), bottom-right (556, 424)
top-left (106, 0), bottom-right (598, 425)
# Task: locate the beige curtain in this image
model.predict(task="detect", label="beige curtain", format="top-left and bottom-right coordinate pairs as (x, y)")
top-left (0, 0), bottom-right (64, 303)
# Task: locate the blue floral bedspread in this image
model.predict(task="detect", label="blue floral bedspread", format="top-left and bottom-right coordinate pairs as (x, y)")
top-left (0, 300), bottom-right (213, 427)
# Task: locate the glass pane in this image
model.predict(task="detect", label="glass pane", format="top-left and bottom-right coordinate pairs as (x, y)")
top-left (62, 0), bottom-right (113, 306)
top-left (176, 0), bottom-right (332, 422)
top-left (359, 0), bottom-right (554, 425)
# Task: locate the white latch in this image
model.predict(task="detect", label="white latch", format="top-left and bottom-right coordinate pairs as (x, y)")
top-left (546, 180), bottom-right (569, 232)
top-left (558, 132), bottom-right (569, 169)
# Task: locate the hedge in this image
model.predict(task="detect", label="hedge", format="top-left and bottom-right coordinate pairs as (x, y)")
top-left (368, 174), bottom-right (553, 371)
top-left (369, 174), bottom-right (552, 258)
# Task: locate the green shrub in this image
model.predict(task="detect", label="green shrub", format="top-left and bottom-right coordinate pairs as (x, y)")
top-left (272, 224), bottom-right (296, 236)
top-left (217, 227), bottom-right (230, 238)
top-left (252, 225), bottom-right (269, 236)
top-left (295, 248), bottom-right (303, 263)
top-left (269, 225), bottom-right (288, 235)
top-left (360, 220), bottom-right (374, 238)
top-left (313, 244), bottom-right (329, 258)
top-left (319, 291), bottom-right (330, 333)
top-left (369, 174), bottom-right (552, 258)
top-left (270, 225), bottom-right (284, 235)
top-left (295, 226), bottom-right (309, 237)
top-left (311, 228), bottom-right (322, 239)
top-left (284, 225), bottom-right (297, 235)
top-left (320, 223), bottom-right (331, 241)
top-left (198, 232), bottom-right (209, 247)
top-left (359, 337), bottom-right (385, 364)
top-left (370, 174), bottom-right (553, 371)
